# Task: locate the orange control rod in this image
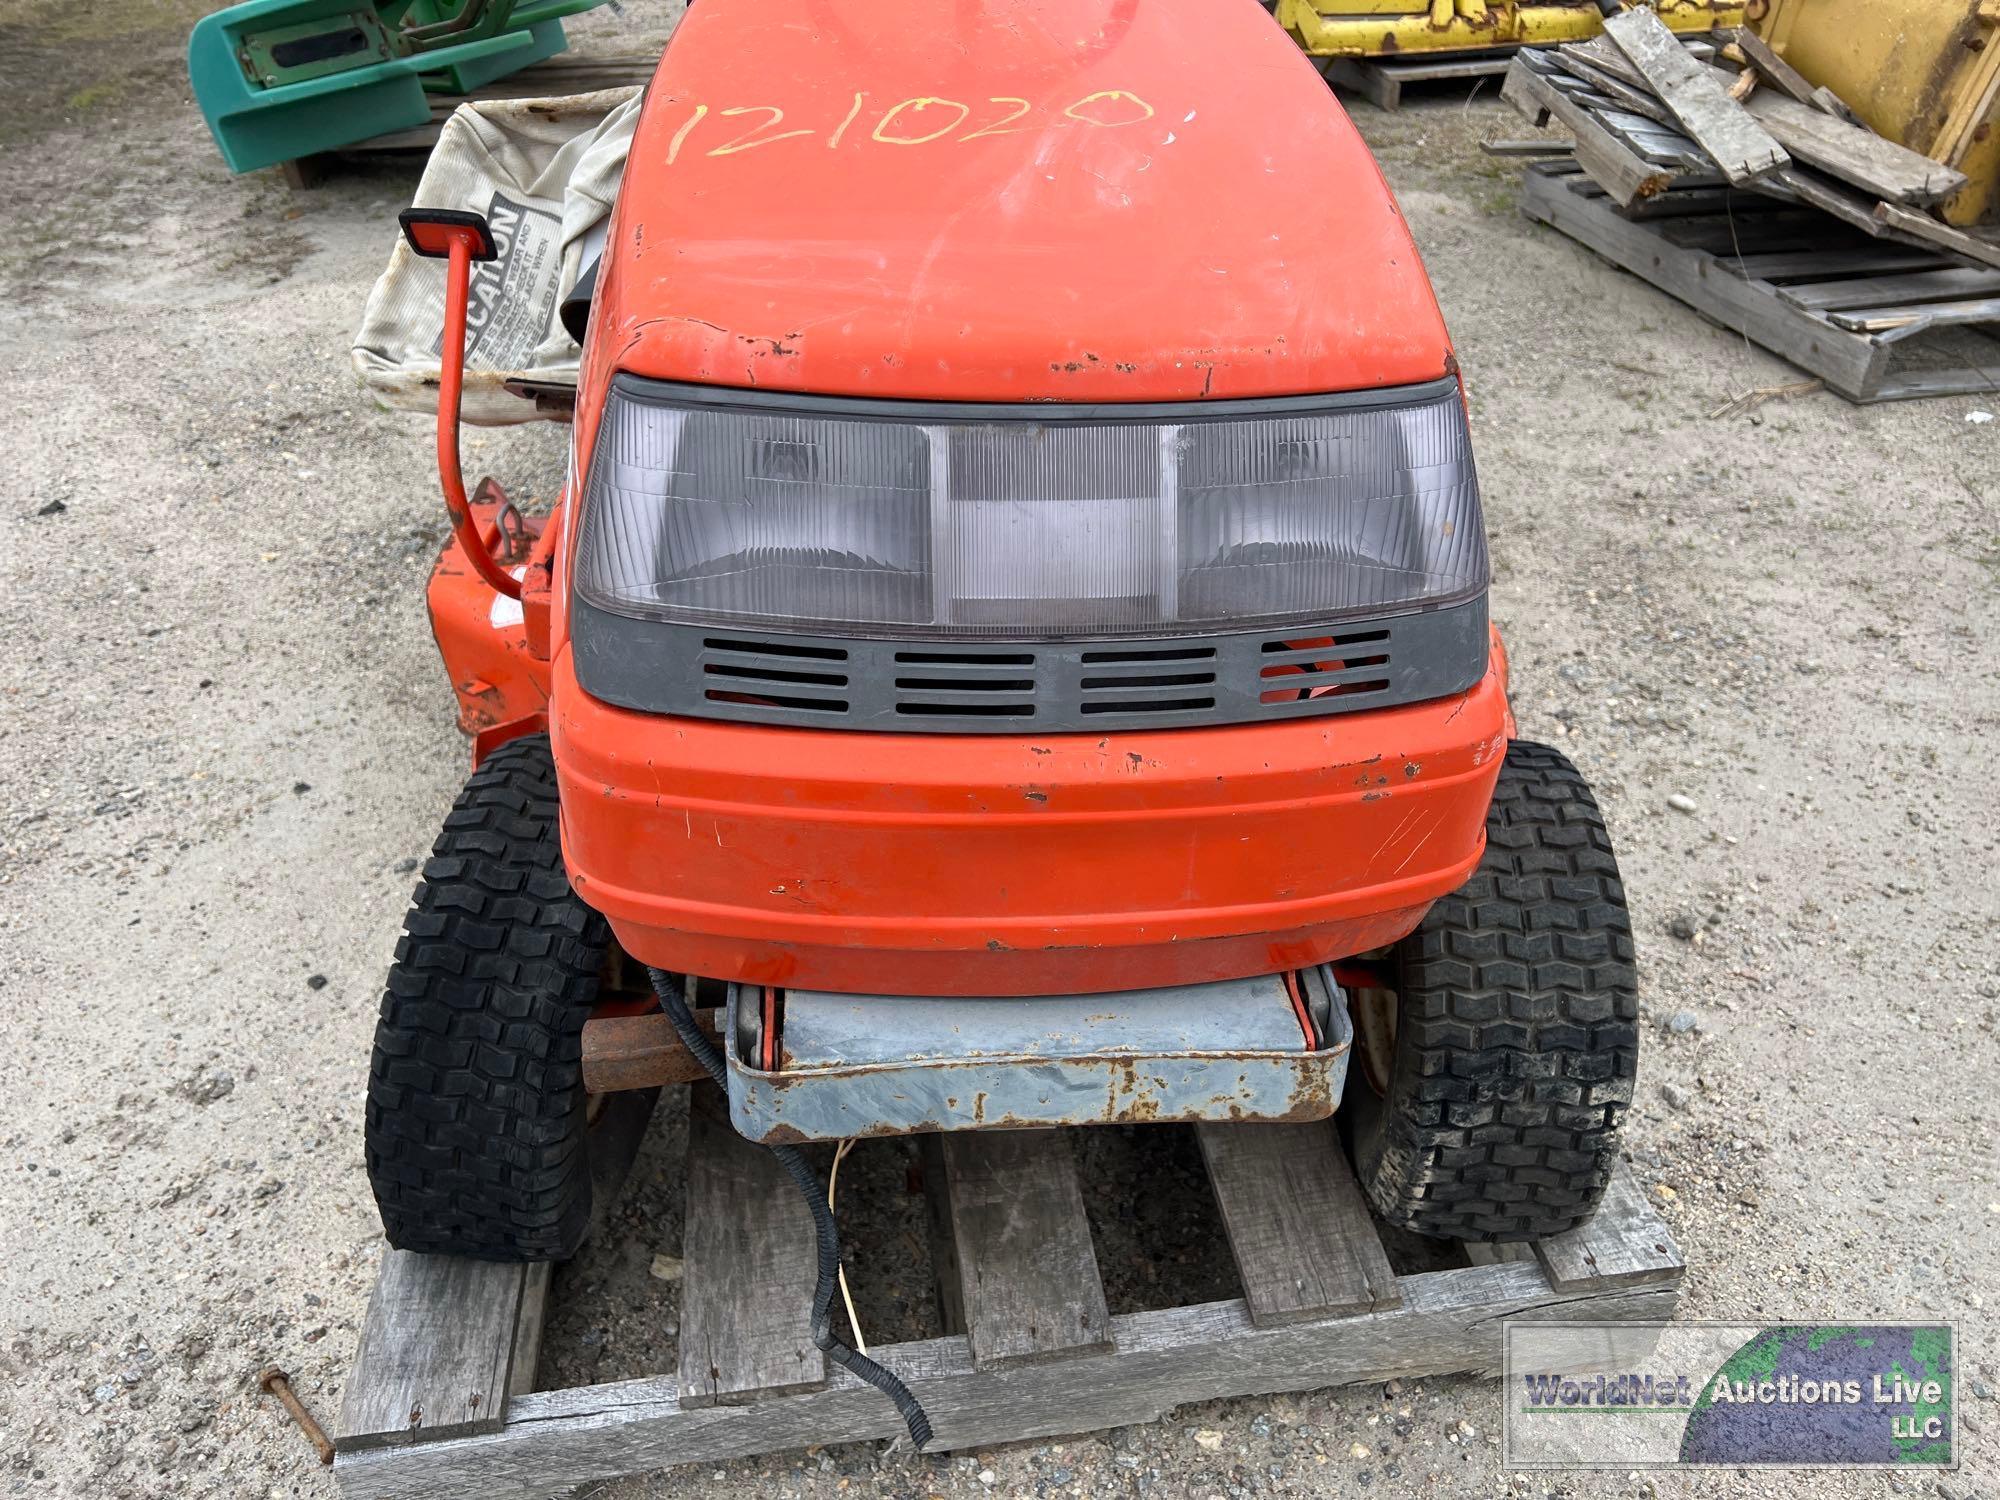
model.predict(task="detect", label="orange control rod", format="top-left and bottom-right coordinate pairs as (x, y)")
top-left (399, 207), bottom-right (522, 601)
top-left (435, 234), bottom-right (522, 601)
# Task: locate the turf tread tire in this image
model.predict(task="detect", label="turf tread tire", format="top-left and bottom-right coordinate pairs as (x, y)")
top-left (365, 735), bottom-right (608, 1261)
top-left (1345, 740), bottom-right (1639, 1242)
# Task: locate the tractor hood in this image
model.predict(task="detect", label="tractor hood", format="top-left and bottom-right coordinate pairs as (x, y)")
top-left (584, 0), bottom-right (1454, 404)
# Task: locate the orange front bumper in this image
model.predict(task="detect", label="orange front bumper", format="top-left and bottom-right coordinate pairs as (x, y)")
top-left (550, 641), bottom-right (1513, 997)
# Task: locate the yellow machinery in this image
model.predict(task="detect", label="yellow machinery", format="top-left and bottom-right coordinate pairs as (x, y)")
top-left (1754, 0), bottom-right (2000, 225)
top-left (1274, 0), bottom-right (1743, 60)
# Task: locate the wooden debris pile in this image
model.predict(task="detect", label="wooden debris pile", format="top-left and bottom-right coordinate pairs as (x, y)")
top-left (1500, 10), bottom-right (2000, 272)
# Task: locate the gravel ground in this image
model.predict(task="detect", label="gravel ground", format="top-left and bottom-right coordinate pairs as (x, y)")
top-left (1, 8), bottom-right (1996, 1498)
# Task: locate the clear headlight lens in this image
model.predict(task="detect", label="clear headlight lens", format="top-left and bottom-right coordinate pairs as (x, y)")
top-left (574, 381), bottom-right (1487, 639)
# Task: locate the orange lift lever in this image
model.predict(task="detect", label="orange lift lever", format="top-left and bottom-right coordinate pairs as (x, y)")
top-left (398, 208), bottom-right (523, 602)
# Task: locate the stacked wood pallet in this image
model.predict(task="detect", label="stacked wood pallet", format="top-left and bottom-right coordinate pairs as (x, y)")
top-left (1502, 19), bottom-right (1997, 265)
top-left (1500, 12), bottom-right (2000, 401)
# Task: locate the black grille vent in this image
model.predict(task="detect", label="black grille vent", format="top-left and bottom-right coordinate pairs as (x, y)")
top-left (892, 647), bottom-right (1036, 719)
top-left (1076, 643), bottom-right (1218, 717)
top-left (1254, 627), bottom-right (1393, 711)
top-left (577, 597), bottom-right (1488, 734)
top-left (701, 636), bottom-right (851, 715)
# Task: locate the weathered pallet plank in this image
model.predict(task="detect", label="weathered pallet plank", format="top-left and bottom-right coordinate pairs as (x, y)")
top-left (1743, 90), bottom-right (1967, 206)
top-left (337, 1254), bottom-right (530, 1451)
top-left (1731, 28), bottom-right (1817, 107)
top-left (676, 1086), bottom-right (828, 1407)
top-left (1931, 51), bottom-right (2000, 163)
top-left (506, 1264), bottom-right (554, 1400)
top-left (332, 1262), bottom-right (1683, 1500)
top-left (936, 1130), bottom-right (1113, 1367)
top-left (340, 1080), bottom-right (659, 1443)
top-left (1768, 166), bottom-right (1895, 240)
top-left (1480, 138), bottom-right (1576, 158)
top-left (1601, 8), bottom-right (1787, 184)
top-left (1874, 365), bottom-right (2000, 402)
top-left (1562, 33), bottom-right (1648, 90)
top-left (1510, 56), bottom-right (1721, 182)
top-left (1807, 85), bottom-right (1867, 128)
top-left (1874, 202), bottom-right (2000, 273)
top-left (1196, 1120), bottom-right (1400, 1326)
top-left (1717, 246), bottom-right (1947, 281)
top-left (1656, 207), bottom-right (1834, 254)
top-left (1768, 169), bottom-right (2000, 274)
top-left (1460, 1241), bottom-right (1530, 1266)
top-left (917, 1134), bottom-right (968, 1337)
top-left (1617, 186), bottom-right (1776, 222)
top-left (1504, 59), bottom-right (1672, 207)
top-left (1777, 265), bottom-right (2000, 314)
top-left (1534, 1165), bottom-right (1685, 1293)
top-left (1828, 297), bottom-right (2000, 339)
top-left (1543, 48), bottom-right (1678, 129)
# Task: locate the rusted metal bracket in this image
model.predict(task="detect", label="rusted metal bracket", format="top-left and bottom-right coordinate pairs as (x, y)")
top-left (580, 1011), bottom-right (715, 1094)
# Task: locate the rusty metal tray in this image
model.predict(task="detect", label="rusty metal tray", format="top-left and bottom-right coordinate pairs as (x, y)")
top-left (722, 968), bottom-right (1354, 1144)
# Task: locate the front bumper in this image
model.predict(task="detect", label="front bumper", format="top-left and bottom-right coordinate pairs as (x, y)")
top-left (550, 636), bottom-right (1512, 996)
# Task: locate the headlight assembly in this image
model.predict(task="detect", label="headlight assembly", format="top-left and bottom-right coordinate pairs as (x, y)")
top-left (574, 376), bottom-right (1488, 641)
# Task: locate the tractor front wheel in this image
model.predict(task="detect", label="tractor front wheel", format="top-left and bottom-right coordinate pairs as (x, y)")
top-left (1342, 740), bottom-right (1640, 1242)
top-left (365, 734), bottom-right (609, 1261)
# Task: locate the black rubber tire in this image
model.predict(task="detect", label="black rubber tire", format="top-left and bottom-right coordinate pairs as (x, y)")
top-left (1343, 741), bottom-right (1639, 1243)
top-left (365, 734), bottom-right (610, 1261)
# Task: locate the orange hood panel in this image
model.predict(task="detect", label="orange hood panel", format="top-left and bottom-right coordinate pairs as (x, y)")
top-left (587, 0), bottom-right (1455, 404)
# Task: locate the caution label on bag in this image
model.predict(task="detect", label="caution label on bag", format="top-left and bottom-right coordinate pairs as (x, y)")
top-left (429, 190), bottom-right (564, 369)
top-left (355, 89), bottom-right (641, 424)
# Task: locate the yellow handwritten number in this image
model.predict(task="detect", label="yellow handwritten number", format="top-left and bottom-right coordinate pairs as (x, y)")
top-left (872, 97), bottom-right (973, 146)
top-left (828, 91), bottom-right (866, 148)
top-left (707, 105), bottom-right (814, 156)
top-left (674, 90), bottom-right (1158, 163)
top-left (666, 103), bottom-right (709, 164)
top-left (961, 97), bottom-right (1032, 141)
top-left (1063, 90), bottom-right (1155, 128)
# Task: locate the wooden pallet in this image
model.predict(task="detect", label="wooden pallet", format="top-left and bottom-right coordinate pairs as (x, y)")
top-left (1522, 161), bottom-right (2000, 402)
top-left (1327, 35), bottom-right (1718, 113)
top-left (333, 1087), bottom-right (1684, 1500)
top-left (1323, 49), bottom-right (1518, 112)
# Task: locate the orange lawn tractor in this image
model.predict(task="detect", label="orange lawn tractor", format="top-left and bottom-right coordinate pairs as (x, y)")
top-left (366, 0), bottom-right (1638, 1444)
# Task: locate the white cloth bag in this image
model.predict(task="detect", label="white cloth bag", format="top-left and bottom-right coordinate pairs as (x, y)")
top-left (351, 87), bottom-right (640, 425)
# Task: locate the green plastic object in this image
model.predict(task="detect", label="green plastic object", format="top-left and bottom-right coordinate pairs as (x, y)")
top-left (189, 0), bottom-right (605, 174)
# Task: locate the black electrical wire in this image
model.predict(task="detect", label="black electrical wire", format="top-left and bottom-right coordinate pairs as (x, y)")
top-left (647, 967), bottom-right (934, 1451)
